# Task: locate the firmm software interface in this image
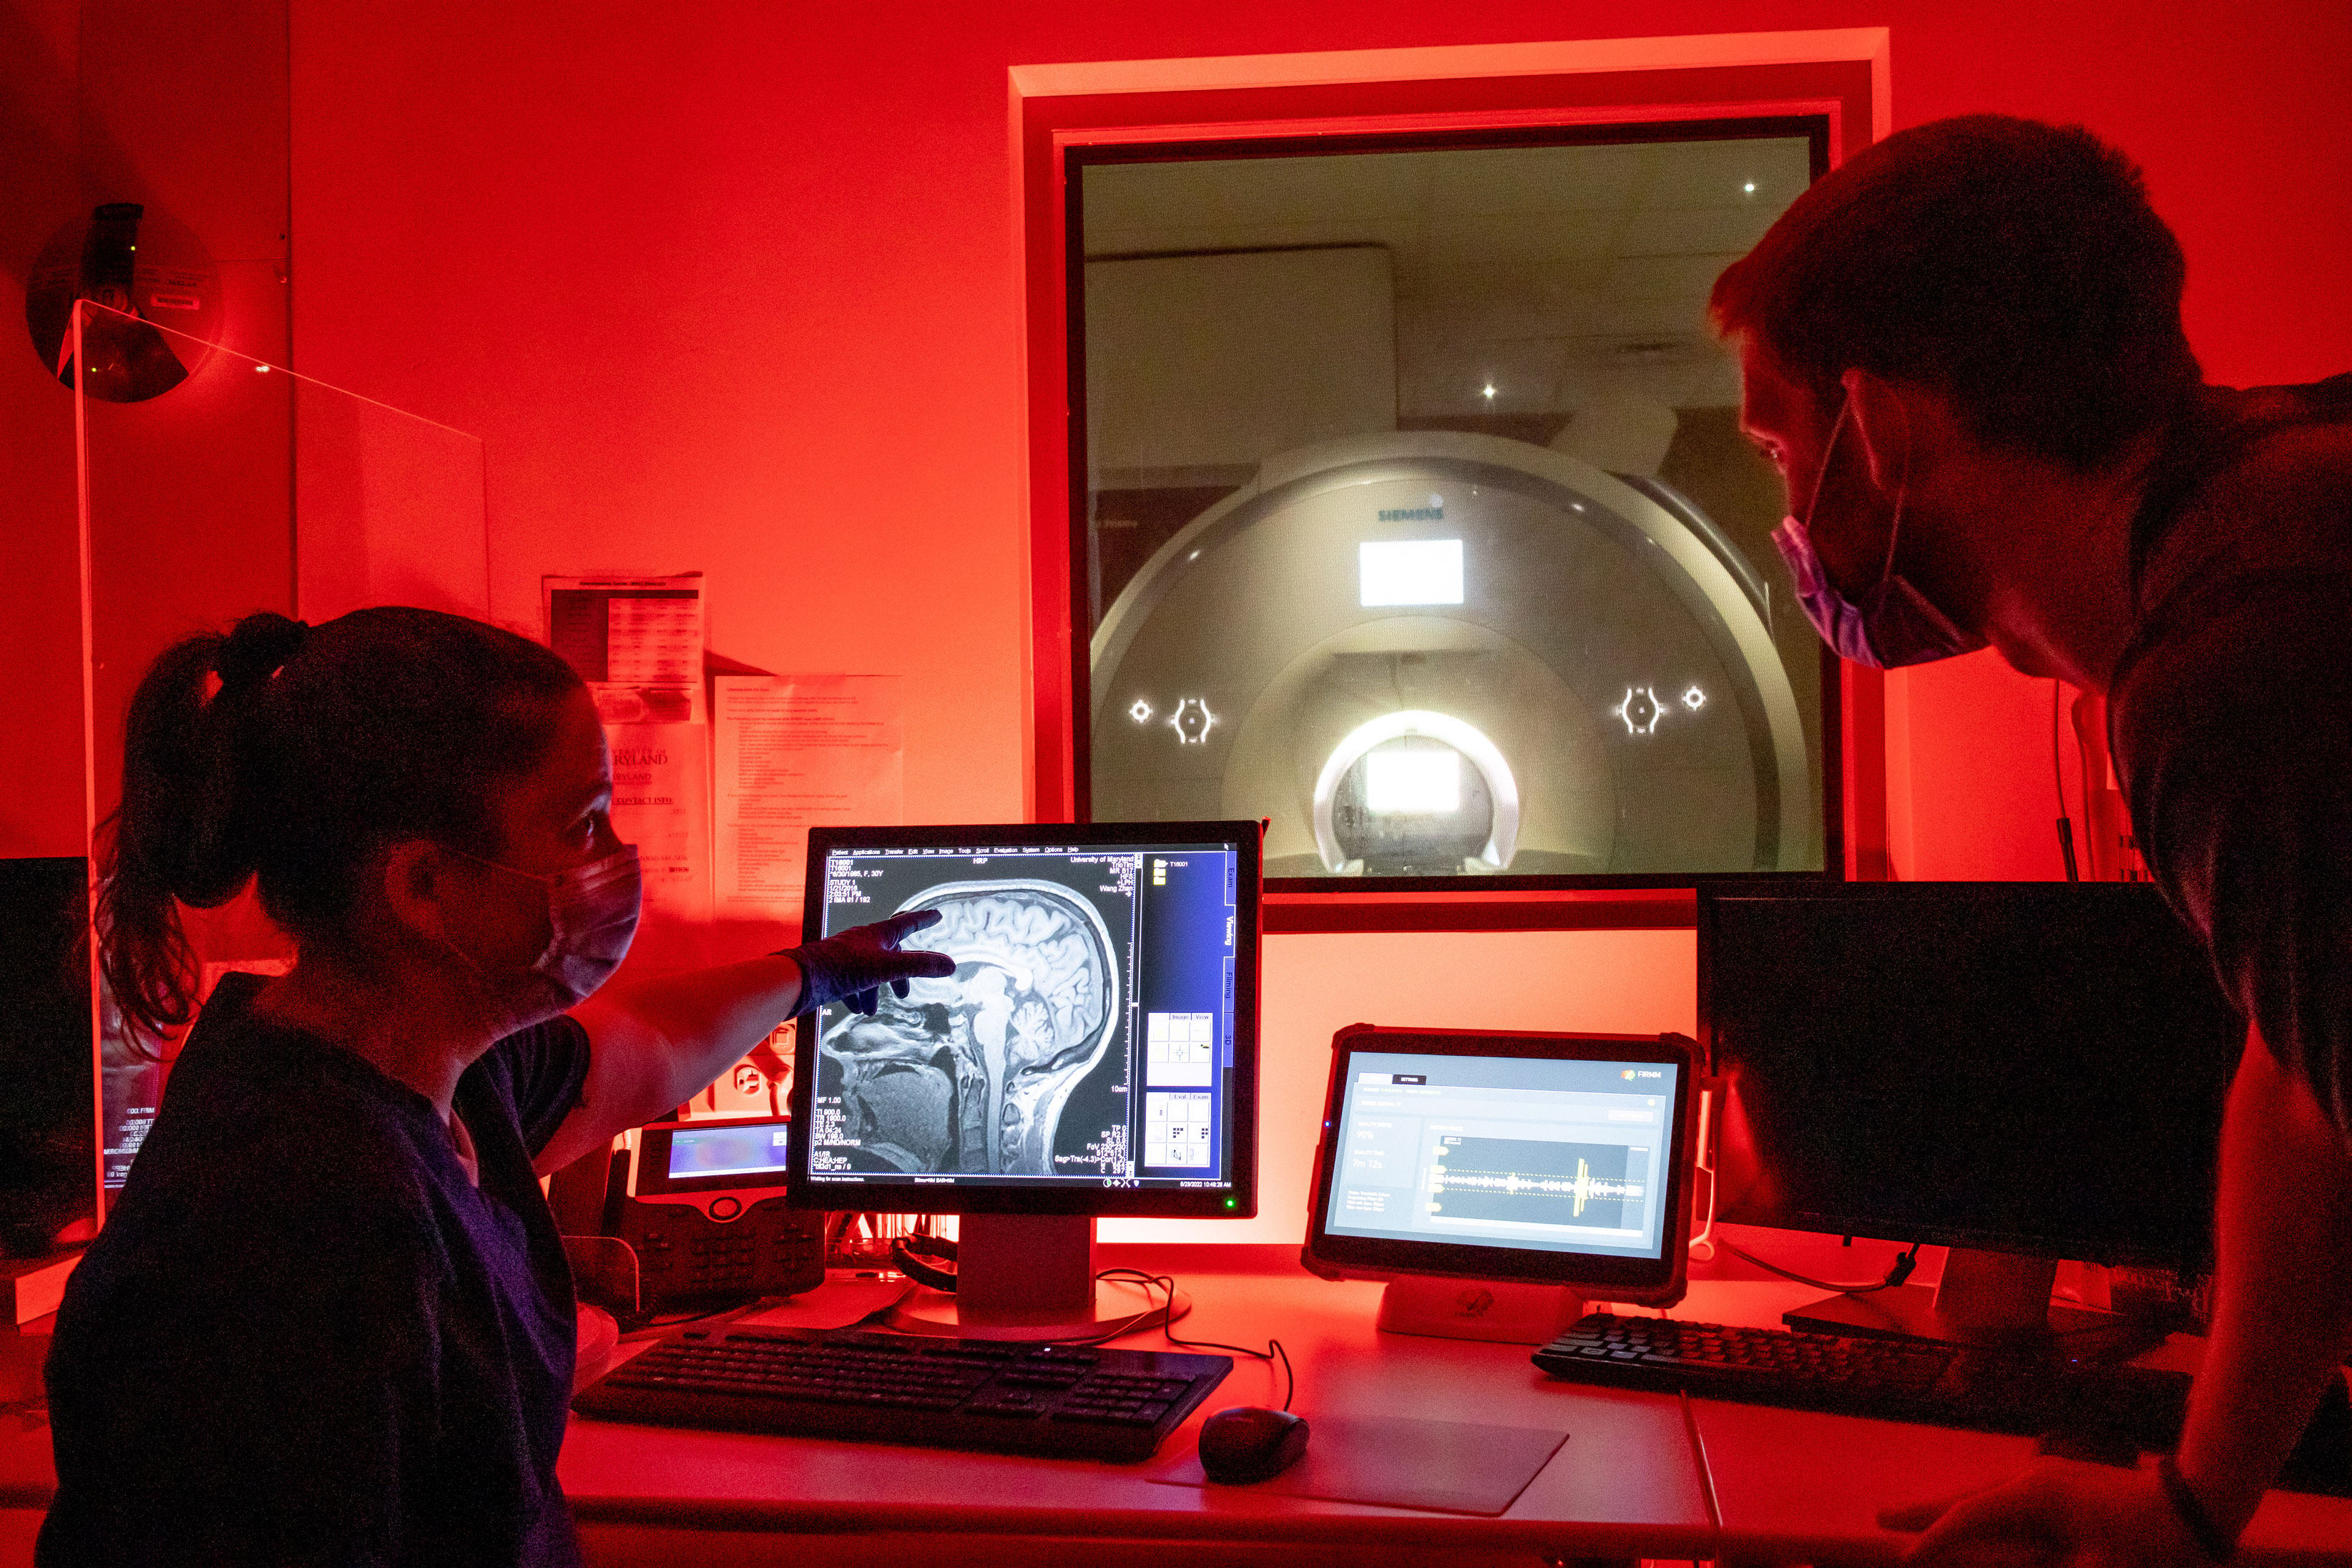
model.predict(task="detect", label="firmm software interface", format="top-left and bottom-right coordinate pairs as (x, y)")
top-left (1325, 1052), bottom-right (1676, 1260)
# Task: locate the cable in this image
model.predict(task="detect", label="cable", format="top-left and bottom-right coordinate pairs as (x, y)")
top-left (1092, 1268), bottom-right (1295, 1411)
top-left (1717, 1237), bottom-right (1921, 1296)
top-left (2054, 679), bottom-right (2081, 881)
top-left (1687, 1082), bottom-right (1721, 1263)
top-left (796, 1266), bottom-right (1298, 1411)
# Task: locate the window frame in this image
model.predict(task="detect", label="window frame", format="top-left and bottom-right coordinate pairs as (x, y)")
top-left (1014, 34), bottom-right (1893, 931)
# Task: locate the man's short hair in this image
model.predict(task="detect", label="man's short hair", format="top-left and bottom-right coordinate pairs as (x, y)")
top-left (1710, 115), bottom-right (2200, 470)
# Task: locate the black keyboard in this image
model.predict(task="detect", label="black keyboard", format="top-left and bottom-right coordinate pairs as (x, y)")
top-left (1534, 1313), bottom-right (2190, 1444)
top-left (574, 1325), bottom-right (1232, 1461)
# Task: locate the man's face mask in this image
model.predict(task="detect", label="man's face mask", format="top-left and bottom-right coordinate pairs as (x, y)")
top-left (1770, 396), bottom-right (1987, 669)
top-left (436, 842), bottom-right (642, 1027)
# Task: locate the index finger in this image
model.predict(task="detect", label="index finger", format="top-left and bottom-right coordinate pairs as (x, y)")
top-left (875, 909), bottom-right (944, 945)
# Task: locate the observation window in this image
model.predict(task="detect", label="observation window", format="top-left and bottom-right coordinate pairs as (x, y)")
top-left (1066, 119), bottom-right (1837, 893)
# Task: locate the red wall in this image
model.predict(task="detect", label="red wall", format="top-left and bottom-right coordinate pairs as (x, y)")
top-left (272, 1), bottom-right (2350, 1238)
top-left (280, 0), bottom-right (2352, 875)
top-left (0, 0), bottom-right (93, 858)
top-left (16, 7), bottom-right (2346, 863)
top-left (0, 0), bottom-right (291, 858)
top-left (10, 1), bottom-right (2346, 1239)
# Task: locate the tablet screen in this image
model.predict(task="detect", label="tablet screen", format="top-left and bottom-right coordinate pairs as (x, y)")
top-left (1326, 1049), bottom-right (1677, 1260)
top-left (1306, 1027), bottom-right (1693, 1298)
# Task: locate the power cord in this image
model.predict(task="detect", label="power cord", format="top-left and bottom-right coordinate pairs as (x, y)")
top-left (1717, 1236), bottom-right (1922, 1296)
top-left (1093, 1268), bottom-right (1295, 1411)
top-left (1687, 1081), bottom-right (1722, 1262)
top-left (2054, 677), bottom-right (2082, 881)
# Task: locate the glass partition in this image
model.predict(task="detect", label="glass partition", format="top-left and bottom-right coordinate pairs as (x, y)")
top-left (1072, 123), bottom-right (1832, 885)
top-left (73, 298), bottom-right (487, 1197)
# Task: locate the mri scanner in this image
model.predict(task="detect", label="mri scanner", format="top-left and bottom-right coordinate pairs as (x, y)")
top-left (1089, 431), bottom-right (1818, 878)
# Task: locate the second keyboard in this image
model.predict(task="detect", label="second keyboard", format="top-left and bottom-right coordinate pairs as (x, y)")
top-left (1533, 1312), bottom-right (2188, 1442)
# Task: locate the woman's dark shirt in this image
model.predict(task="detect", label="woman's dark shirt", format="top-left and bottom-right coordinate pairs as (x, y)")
top-left (39, 973), bottom-right (592, 1567)
top-left (2111, 374), bottom-right (2352, 1141)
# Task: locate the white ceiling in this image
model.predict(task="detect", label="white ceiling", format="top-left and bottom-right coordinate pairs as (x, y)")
top-left (1083, 136), bottom-right (1813, 416)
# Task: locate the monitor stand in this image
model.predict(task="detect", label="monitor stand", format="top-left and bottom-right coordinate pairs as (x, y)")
top-left (886, 1215), bottom-right (1192, 1342)
top-left (1783, 1247), bottom-right (2144, 1357)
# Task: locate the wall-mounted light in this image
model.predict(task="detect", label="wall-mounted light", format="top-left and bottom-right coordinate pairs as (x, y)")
top-left (24, 202), bottom-right (220, 401)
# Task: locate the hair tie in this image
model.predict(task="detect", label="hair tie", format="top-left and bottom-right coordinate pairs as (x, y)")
top-left (214, 612), bottom-right (310, 692)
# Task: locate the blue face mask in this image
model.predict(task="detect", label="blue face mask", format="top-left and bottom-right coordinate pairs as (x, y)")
top-left (1769, 398), bottom-right (1987, 670)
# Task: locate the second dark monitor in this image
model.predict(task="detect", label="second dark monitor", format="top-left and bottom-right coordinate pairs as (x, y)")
top-left (1701, 880), bottom-right (2244, 1274)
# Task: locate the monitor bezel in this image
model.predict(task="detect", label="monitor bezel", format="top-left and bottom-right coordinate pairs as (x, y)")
top-left (1695, 880), bottom-right (2234, 1270)
top-left (1302, 1024), bottom-right (1696, 1300)
top-left (785, 819), bottom-right (1262, 1218)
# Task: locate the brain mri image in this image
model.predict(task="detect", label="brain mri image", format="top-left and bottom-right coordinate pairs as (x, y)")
top-left (818, 881), bottom-right (1121, 1177)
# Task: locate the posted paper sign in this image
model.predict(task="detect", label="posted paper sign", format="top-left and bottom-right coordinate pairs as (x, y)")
top-left (542, 574), bottom-right (705, 725)
top-left (609, 722), bottom-right (712, 928)
top-left (544, 573), bottom-right (712, 934)
top-left (715, 675), bottom-right (903, 923)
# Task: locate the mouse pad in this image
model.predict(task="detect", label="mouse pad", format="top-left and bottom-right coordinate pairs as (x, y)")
top-left (1149, 1415), bottom-right (1567, 1515)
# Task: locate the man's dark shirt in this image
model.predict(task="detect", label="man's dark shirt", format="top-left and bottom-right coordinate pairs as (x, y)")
top-left (2112, 374), bottom-right (2352, 1140)
top-left (39, 973), bottom-right (592, 1567)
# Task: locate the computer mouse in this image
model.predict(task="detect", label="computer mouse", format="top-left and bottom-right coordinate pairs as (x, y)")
top-left (1197, 1405), bottom-right (1310, 1484)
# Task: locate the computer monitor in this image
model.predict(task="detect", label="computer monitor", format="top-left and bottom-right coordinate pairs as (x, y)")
top-left (1699, 881), bottom-right (2244, 1348)
top-left (1, 856), bottom-right (99, 1257)
top-left (787, 820), bottom-right (1260, 1336)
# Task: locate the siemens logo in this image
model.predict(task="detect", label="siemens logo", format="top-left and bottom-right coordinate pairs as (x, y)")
top-left (1377, 506), bottom-right (1444, 521)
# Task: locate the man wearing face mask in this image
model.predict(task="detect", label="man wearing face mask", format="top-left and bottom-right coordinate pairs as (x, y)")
top-left (1712, 115), bottom-right (2352, 1567)
top-left (41, 607), bottom-right (954, 1567)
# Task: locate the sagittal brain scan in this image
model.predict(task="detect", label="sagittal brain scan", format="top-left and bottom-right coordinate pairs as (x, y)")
top-left (820, 881), bottom-right (1119, 1176)
top-left (802, 838), bottom-right (1244, 1192)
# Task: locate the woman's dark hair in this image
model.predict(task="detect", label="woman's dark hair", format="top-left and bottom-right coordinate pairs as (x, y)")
top-left (1710, 115), bottom-right (2202, 470)
top-left (97, 607), bottom-right (584, 1044)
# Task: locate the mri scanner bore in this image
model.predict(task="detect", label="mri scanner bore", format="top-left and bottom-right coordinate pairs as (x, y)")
top-left (1089, 431), bottom-right (1818, 878)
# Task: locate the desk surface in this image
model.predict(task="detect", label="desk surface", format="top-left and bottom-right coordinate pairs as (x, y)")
top-left (555, 1252), bottom-right (2352, 1565)
top-left (560, 1268), bottom-right (1714, 1558)
top-left (6, 1247), bottom-right (2351, 1566)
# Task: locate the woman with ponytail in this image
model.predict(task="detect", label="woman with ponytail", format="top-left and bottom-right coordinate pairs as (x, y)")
top-left (39, 607), bottom-right (950, 1567)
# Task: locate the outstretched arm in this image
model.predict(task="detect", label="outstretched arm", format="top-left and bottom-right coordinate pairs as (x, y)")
top-left (2172, 1029), bottom-right (2352, 1541)
top-left (1890, 1027), bottom-right (2352, 1566)
top-left (534, 912), bottom-right (954, 1175)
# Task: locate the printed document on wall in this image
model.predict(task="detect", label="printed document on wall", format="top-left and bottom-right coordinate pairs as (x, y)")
top-left (607, 722), bottom-right (712, 930)
top-left (542, 573), bottom-right (706, 725)
top-left (715, 675), bottom-right (903, 926)
top-left (543, 573), bottom-right (712, 937)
